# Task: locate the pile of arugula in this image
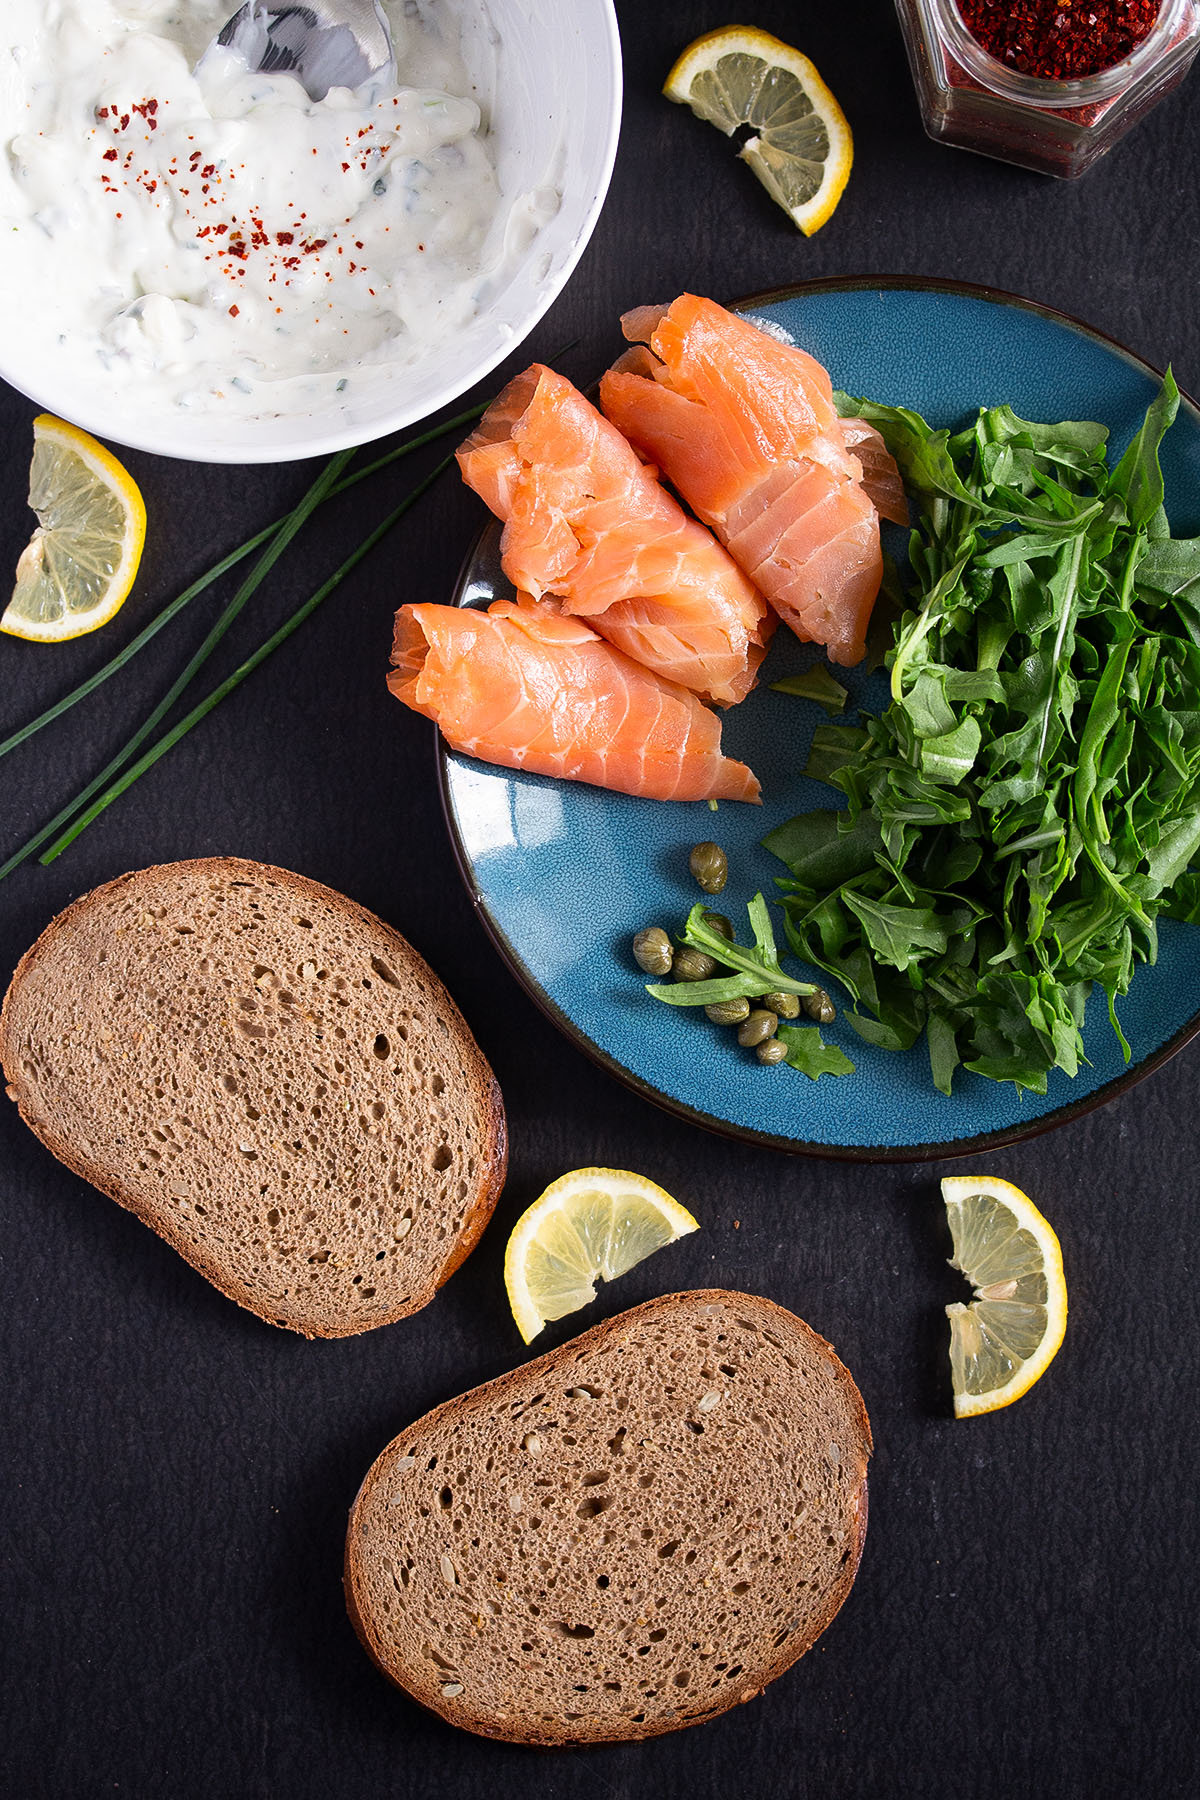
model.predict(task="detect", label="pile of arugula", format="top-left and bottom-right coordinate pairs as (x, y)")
top-left (764, 375), bottom-right (1200, 1096)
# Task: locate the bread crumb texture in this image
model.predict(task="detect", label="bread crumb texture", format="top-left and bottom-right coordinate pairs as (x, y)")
top-left (345, 1290), bottom-right (872, 1744)
top-left (0, 859), bottom-right (506, 1336)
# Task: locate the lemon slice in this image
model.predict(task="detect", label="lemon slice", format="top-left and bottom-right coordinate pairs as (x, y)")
top-left (663, 26), bottom-right (853, 235)
top-left (3, 415), bottom-right (146, 643)
top-left (942, 1175), bottom-right (1068, 1419)
top-left (504, 1167), bottom-right (700, 1344)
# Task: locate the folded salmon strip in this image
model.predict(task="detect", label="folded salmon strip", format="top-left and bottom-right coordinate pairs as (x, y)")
top-left (599, 294), bottom-right (904, 667)
top-left (457, 364), bottom-right (772, 706)
top-left (389, 596), bottom-right (761, 804)
top-left (839, 417), bottom-right (909, 526)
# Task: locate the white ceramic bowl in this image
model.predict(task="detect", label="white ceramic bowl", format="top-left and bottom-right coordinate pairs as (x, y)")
top-left (0, 0), bottom-right (622, 464)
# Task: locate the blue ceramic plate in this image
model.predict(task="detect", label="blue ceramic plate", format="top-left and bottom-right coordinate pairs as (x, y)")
top-left (438, 278), bottom-right (1200, 1159)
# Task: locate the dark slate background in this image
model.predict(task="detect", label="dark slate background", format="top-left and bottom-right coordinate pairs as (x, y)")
top-left (2, 4), bottom-right (1199, 1796)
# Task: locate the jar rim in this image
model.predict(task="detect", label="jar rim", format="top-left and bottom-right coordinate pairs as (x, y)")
top-left (937, 0), bottom-right (1186, 106)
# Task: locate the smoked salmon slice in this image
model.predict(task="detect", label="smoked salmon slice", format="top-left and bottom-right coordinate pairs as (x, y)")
top-left (389, 596), bottom-right (761, 804)
top-left (840, 417), bottom-right (909, 526)
top-left (456, 364), bottom-right (773, 707)
top-left (599, 294), bottom-right (902, 667)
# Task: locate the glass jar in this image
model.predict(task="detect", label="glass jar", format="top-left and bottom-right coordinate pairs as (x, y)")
top-left (894, 0), bottom-right (1200, 177)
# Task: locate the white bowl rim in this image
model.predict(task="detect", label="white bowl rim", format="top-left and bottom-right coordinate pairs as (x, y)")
top-left (0, 0), bottom-right (624, 466)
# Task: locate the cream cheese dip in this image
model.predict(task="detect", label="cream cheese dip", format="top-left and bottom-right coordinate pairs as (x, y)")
top-left (1, 0), bottom-right (546, 421)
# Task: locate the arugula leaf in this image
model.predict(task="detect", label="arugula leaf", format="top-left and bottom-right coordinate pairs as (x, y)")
top-left (1145, 810), bottom-right (1200, 894)
top-left (925, 1011), bottom-right (961, 1096)
top-left (645, 897), bottom-right (818, 1008)
top-left (776, 1025), bottom-right (855, 1080)
top-left (920, 715), bottom-right (981, 784)
top-left (761, 810), bottom-right (881, 889)
top-left (770, 668), bottom-right (849, 714)
top-left (975, 404), bottom-right (1109, 465)
top-left (841, 891), bottom-right (949, 971)
top-left (842, 1000), bottom-right (923, 1054)
top-left (1138, 534), bottom-right (1200, 600)
top-left (646, 971), bottom-right (782, 1009)
top-left (1110, 367), bottom-right (1179, 529)
top-left (804, 724), bottom-right (870, 784)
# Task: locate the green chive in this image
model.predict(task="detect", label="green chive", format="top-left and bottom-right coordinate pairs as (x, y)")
top-left (0, 403), bottom-right (484, 761)
top-left (39, 455), bottom-right (453, 863)
top-left (0, 447), bottom-right (351, 884)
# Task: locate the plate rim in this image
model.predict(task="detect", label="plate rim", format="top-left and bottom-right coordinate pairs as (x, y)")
top-left (436, 274), bottom-right (1200, 1163)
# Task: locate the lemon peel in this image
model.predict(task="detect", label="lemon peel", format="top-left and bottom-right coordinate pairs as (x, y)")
top-left (504, 1167), bottom-right (699, 1344)
top-left (664, 25), bottom-right (854, 235)
top-left (3, 415), bottom-right (145, 643)
top-left (942, 1174), bottom-right (1068, 1418)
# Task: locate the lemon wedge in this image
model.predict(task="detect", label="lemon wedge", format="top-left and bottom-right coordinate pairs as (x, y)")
top-left (3, 415), bottom-right (146, 644)
top-left (663, 25), bottom-right (853, 235)
top-left (504, 1167), bottom-right (699, 1344)
top-left (942, 1175), bottom-right (1068, 1419)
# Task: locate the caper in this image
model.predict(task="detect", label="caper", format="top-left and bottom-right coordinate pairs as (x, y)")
top-left (737, 1008), bottom-right (778, 1048)
top-left (802, 987), bottom-right (837, 1024)
top-left (705, 997), bottom-right (750, 1025)
top-left (700, 909), bottom-right (734, 941)
top-left (763, 990), bottom-right (801, 1020)
top-left (673, 946), bottom-right (718, 982)
top-left (756, 1038), bottom-right (789, 1066)
top-left (688, 841), bottom-right (728, 894)
top-left (632, 926), bottom-right (674, 976)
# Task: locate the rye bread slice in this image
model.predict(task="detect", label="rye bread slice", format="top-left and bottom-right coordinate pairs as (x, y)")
top-left (0, 858), bottom-right (506, 1337)
top-left (345, 1289), bottom-right (871, 1743)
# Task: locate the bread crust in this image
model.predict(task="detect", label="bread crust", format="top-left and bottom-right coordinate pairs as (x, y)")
top-left (0, 858), bottom-right (507, 1338)
top-left (344, 1289), bottom-right (871, 1743)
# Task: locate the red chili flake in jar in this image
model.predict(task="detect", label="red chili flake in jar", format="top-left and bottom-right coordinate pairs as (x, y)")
top-left (229, 305), bottom-right (240, 317)
top-left (102, 148), bottom-right (118, 162)
top-left (956, 0), bottom-right (1162, 79)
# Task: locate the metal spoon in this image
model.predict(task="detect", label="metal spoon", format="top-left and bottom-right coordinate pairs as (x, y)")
top-left (202, 1), bottom-right (395, 102)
